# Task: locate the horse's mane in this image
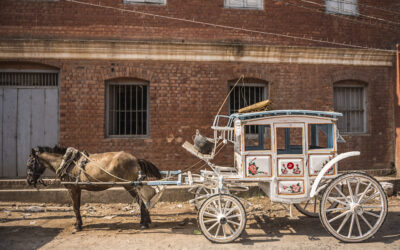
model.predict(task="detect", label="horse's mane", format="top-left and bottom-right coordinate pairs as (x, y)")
top-left (37, 145), bottom-right (68, 155)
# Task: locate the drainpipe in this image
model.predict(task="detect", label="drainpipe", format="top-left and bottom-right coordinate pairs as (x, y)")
top-left (396, 44), bottom-right (400, 177)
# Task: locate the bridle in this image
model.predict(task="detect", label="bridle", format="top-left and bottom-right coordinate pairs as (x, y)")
top-left (26, 148), bottom-right (47, 187)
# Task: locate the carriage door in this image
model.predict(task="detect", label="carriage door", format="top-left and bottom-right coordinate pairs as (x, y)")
top-left (275, 123), bottom-right (306, 196)
top-left (0, 70), bottom-right (59, 177)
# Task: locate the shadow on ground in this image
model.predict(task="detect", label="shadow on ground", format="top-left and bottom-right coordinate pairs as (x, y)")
top-left (0, 226), bottom-right (62, 250)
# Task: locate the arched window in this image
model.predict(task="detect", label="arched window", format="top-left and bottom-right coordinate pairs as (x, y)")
top-left (106, 78), bottom-right (149, 137)
top-left (333, 80), bottom-right (366, 133)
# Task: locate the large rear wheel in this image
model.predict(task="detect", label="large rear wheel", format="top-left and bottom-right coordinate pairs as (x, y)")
top-left (319, 172), bottom-right (388, 242)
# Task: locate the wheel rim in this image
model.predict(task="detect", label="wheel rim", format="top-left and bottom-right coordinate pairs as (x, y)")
top-left (198, 194), bottom-right (246, 243)
top-left (320, 173), bottom-right (387, 242)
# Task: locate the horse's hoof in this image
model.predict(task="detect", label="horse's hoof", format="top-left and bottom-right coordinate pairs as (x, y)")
top-left (140, 224), bottom-right (149, 229)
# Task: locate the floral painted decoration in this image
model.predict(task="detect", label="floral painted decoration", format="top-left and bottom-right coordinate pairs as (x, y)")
top-left (281, 162), bottom-right (302, 175)
top-left (282, 183), bottom-right (302, 193)
top-left (313, 156), bottom-right (334, 175)
top-left (248, 158), bottom-right (265, 176)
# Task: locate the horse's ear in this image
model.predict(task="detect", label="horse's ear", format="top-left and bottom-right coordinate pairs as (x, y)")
top-left (31, 148), bottom-right (35, 155)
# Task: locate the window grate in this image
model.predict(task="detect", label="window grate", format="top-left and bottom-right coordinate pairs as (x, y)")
top-left (107, 83), bottom-right (148, 136)
top-left (334, 86), bottom-right (365, 133)
top-left (0, 72), bottom-right (58, 87)
top-left (229, 83), bottom-right (267, 134)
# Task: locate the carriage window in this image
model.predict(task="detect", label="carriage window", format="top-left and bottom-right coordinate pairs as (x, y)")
top-left (106, 81), bottom-right (149, 137)
top-left (276, 127), bottom-right (303, 154)
top-left (308, 124), bottom-right (334, 150)
top-left (244, 125), bottom-right (271, 151)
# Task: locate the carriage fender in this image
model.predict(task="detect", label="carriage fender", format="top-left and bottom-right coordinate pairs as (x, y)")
top-left (309, 151), bottom-right (360, 198)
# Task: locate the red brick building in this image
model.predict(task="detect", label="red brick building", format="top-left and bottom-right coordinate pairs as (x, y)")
top-left (0, 0), bottom-right (399, 177)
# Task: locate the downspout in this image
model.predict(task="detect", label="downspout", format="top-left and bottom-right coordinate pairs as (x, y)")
top-left (396, 44), bottom-right (400, 177)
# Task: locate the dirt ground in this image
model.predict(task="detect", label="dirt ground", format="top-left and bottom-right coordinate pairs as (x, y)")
top-left (1, 196), bottom-right (399, 250)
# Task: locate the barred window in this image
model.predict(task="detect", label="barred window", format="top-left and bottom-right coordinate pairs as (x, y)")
top-left (334, 84), bottom-right (366, 133)
top-left (326, 0), bottom-right (358, 16)
top-left (0, 71), bottom-right (58, 87)
top-left (224, 0), bottom-right (263, 10)
top-left (124, 0), bottom-right (166, 4)
top-left (229, 81), bottom-right (268, 134)
top-left (106, 80), bottom-right (149, 137)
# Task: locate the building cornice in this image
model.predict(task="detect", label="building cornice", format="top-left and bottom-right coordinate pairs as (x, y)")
top-left (0, 39), bottom-right (394, 66)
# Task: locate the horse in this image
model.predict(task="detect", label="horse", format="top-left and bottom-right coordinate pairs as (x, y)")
top-left (26, 146), bottom-right (162, 231)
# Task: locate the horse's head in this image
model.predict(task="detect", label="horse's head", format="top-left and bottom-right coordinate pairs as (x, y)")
top-left (26, 148), bottom-right (47, 187)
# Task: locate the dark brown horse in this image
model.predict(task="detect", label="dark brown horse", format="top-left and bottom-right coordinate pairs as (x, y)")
top-left (26, 146), bottom-right (162, 231)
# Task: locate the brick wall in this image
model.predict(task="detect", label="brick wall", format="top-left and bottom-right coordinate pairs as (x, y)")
top-left (0, 0), bottom-right (399, 49)
top-left (4, 58), bottom-right (391, 172)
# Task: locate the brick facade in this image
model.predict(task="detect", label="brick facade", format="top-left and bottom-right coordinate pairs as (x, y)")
top-left (0, 0), bottom-right (399, 173)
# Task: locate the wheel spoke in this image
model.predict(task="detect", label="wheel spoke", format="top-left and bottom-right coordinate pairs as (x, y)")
top-left (227, 220), bottom-right (241, 226)
top-left (327, 197), bottom-right (348, 206)
top-left (348, 213), bottom-right (355, 238)
top-left (357, 183), bottom-right (372, 203)
top-left (222, 223), bottom-right (226, 238)
top-left (360, 192), bottom-right (380, 204)
top-left (207, 221), bottom-right (219, 231)
top-left (364, 210), bottom-right (381, 218)
top-left (215, 224), bottom-right (221, 238)
top-left (227, 214), bottom-right (241, 219)
top-left (303, 199), bottom-right (311, 210)
top-left (337, 212), bottom-right (351, 234)
top-left (225, 206), bottom-right (238, 217)
top-left (223, 200), bottom-right (231, 214)
top-left (355, 178), bottom-right (360, 197)
top-left (347, 179), bottom-right (354, 202)
top-left (329, 210), bottom-right (351, 223)
top-left (204, 218), bottom-right (218, 223)
top-left (355, 213), bottom-right (363, 237)
top-left (203, 211), bottom-right (218, 218)
top-left (325, 207), bottom-right (348, 213)
top-left (361, 205), bottom-right (382, 209)
top-left (334, 186), bottom-right (348, 199)
top-left (226, 222), bottom-right (234, 235)
top-left (359, 213), bottom-right (373, 229)
top-left (313, 197), bottom-right (317, 213)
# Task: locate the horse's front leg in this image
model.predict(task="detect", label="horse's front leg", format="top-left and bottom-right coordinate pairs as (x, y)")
top-left (67, 187), bottom-right (82, 231)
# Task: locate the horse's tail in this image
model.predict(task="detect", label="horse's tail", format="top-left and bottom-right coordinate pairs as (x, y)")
top-left (137, 159), bottom-right (162, 179)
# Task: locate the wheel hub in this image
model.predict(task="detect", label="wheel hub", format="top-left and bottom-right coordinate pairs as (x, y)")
top-left (349, 202), bottom-right (363, 215)
top-left (218, 215), bottom-right (227, 225)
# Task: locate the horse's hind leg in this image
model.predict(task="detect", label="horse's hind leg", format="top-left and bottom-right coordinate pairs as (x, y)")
top-left (67, 187), bottom-right (82, 231)
top-left (124, 187), bottom-right (151, 229)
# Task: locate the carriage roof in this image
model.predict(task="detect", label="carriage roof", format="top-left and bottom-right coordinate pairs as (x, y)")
top-left (229, 110), bottom-right (343, 121)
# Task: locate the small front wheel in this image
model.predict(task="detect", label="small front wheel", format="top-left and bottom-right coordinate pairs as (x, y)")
top-left (319, 172), bottom-right (388, 242)
top-left (198, 194), bottom-right (246, 243)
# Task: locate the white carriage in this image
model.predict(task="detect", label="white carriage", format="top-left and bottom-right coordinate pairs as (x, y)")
top-left (182, 110), bottom-right (388, 243)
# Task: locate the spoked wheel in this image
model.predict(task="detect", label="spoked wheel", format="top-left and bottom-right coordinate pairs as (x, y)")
top-left (319, 172), bottom-right (388, 242)
top-left (198, 194), bottom-right (246, 243)
top-left (294, 195), bottom-right (322, 218)
top-left (295, 188), bottom-right (339, 218)
top-left (194, 186), bottom-right (217, 210)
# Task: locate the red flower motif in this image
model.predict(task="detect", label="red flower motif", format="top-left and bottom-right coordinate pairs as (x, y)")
top-left (287, 162), bottom-right (294, 170)
top-left (249, 164), bottom-right (257, 175)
